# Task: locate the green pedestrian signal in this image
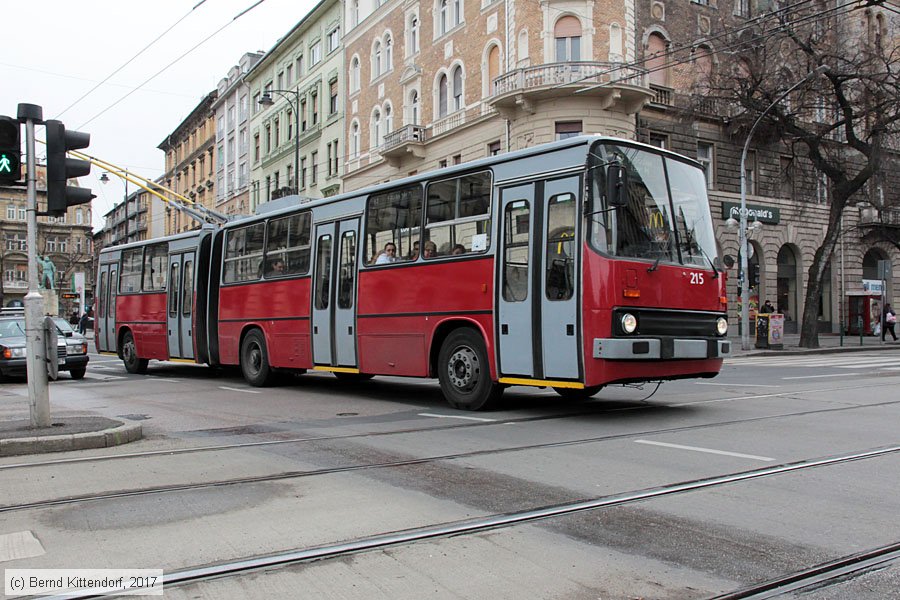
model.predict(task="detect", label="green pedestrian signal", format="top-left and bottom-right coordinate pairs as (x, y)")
top-left (0, 116), bottom-right (21, 185)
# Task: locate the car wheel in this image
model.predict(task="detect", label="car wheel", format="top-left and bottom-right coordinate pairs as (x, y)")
top-left (438, 328), bottom-right (503, 411)
top-left (69, 368), bottom-right (87, 380)
top-left (121, 331), bottom-right (149, 374)
top-left (240, 329), bottom-right (274, 387)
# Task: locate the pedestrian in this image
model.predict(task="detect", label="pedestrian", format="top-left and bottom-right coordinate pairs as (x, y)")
top-left (883, 303), bottom-right (898, 342)
top-left (78, 307), bottom-right (92, 335)
top-left (759, 299), bottom-right (775, 314)
top-left (69, 311), bottom-right (79, 326)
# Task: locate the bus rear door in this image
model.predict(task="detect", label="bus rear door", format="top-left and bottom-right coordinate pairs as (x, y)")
top-left (311, 218), bottom-right (360, 369)
top-left (497, 176), bottom-right (581, 381)
top-left (166, 252), bottom-right (196, 359)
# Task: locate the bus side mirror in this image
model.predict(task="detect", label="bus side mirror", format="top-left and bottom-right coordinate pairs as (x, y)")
top-left (606, 164), bottom-right (628, 207)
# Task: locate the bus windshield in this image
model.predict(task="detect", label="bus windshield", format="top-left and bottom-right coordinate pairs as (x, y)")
top-left (589, 142), bottom-right (718, 268)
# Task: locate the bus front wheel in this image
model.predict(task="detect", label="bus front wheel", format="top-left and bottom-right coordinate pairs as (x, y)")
top-left (241, 330), bottom-right (274, 387)
top-left (438, 329), bottom-right (503, 411)
top-left (121, 331), bottom-right (149, 374)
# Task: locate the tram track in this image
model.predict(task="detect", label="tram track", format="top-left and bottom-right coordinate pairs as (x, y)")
top-left (710, 541), bottom-right (900, 599)
top-left (3, 394), bottom-right (900, 514)
top-left (2, 379), bottom-right (897, 475)
top-left (37, 443), bottom-right (900, 600)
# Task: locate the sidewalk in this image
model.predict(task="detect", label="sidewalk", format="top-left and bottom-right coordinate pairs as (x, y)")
top-left (728, 331), bottom-right (900, 358)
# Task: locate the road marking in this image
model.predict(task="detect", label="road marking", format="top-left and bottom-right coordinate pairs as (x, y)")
top-left (219, 386), bottom-right (262, 394)
top-left (419, 413), bottom-right (497, 422)
top-left (782, 373), bottom-right (852, 380)
top-left (634, 439), bottom-right (776, 462)
top-left (694, 382), bottom-right (781, 388)
top-left (149, 378), bottom-right (181, 383)
top-left (0, 531), bottom-right (45, 562)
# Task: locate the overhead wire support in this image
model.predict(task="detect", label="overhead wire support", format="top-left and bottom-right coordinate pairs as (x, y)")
top-left (70, 149), bottom-right (229, 227)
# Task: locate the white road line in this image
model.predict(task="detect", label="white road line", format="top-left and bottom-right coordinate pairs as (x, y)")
top-left (781, 373), bottom-right (854, 380)
top-left (693, 382), bottom-right (781, 387)
top-left (0, 531), bottom-right (46, 562)
top-left (418, 413), bottom-right (497, 422)
top-left (218, 386), bottom-right (262, 394)
top-left (634, 439), bottom-right (775, 462)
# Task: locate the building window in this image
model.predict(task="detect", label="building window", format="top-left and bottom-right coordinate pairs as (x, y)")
top-left (373, 41), bottom-right (382, 78)
top-left (273, 118), bottom-right (280, 147)
top-left (409, 90), bottom-right (420, 124)
top-left (384, 103), bottom-right (393, 135)
top-left (744, 150), bottom-right (756, 195)
top-left (779, 156), bottom-right (793, 198)
top-left (438, 74), bottom-right (449, 117)
top-left (265, 125), bottom-right (271, 153)
top-left (300, 157), bottom-right (307, 189)
top-left (327, 27), bottom-right (340, 53)
top-left (697, 142), bottom-right (714, 189)
top-left (555, 121), bottom-right (582, 140)
top-left (6, 205), bottom-right (15, 220)
top-left (311, 91), bottom-right (319, 125)
top-left (647, 33), bottom-right (669, 87)
top-left (648, 132), bottom-right (668, 149)
top-left (409, 15), bottom-right (419, 55)
top-left (310, 42), bottom-right (321, 66)
top-left (452, 66), bottom-right (463, 112)
top-left (488, 140), bottom-right (501, 155)
top-left (329, 80), bottom-right (338, 114)
top-left (286, 64), bottom-right (293, 85)
top-left (554, 16), bottom-right (582, 62)
top-left (254, 133), bottom-right (260, 162)
top-left (385, 34), bottom-right (393, 72)
top-left (301, 99), bottom-right (307, 131)
top-left (372, 108), bottom-right (382, 148)
top-left (286, 110), bottom-right (293, 139)
top-left (311, 152), bottom-right (318, 185)
top-left (734, 0), bottom-right (750, 17)
top-left (440, 0), bottom-right (449, 35)
top-left (350, 57), bottom-right (360, 93)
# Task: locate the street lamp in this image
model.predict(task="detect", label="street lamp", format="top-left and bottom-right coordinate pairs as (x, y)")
top-left (258, 89), bottom-right (301, 196)
top-left (738, 65), bottom-right (828, 350)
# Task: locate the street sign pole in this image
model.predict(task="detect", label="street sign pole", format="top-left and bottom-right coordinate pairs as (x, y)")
top-left (19, 103), bottom-right (51, 428)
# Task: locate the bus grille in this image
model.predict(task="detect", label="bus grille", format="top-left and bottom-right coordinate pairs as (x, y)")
top-left (612, 309), bottom-right (723, 338)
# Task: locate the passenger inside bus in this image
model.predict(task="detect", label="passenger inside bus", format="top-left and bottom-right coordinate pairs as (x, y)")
top-left (375, 242), bottom-right (398, 264)
top-left (408, 241), bottom-right (420, 260)
top-left (451, 244), bottom-right (466, 255)
top-left (423, 240), bottom-right (438, 258)
top-left (265, 258), bottom-right (285, 277)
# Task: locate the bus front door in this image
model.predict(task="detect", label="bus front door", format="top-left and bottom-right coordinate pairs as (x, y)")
top-left (166, 252), bottom-right (196, 359)
top-left (498, 177), bottom-right (581, 381)
top-left (311, 219), bottom-right (360, 368)
top-left (96, 264), bottom-right (114, 353)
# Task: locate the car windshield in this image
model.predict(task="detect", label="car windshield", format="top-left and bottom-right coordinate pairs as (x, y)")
top-left (0, 319), bottom-right (26, 338)
top-left (53, 318), bottom-right (76, 334)
top-left (588, 141), bottom-right (719, 268)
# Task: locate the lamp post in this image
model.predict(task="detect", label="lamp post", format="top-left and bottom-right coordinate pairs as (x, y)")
top-left (738, 65), bottom-right (828, 350)
top-left (258, 89), bottom-right (301, 195)
top-left (100, 171), bottom-right (128, 244)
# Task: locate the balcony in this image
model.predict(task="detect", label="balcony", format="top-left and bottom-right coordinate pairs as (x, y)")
top-left (489, 62), bottom-right (652, 116)
top-left (649, 84), bottom-right (673, 107)
top-left (381, 125), bottom-right (427, 167)
top-left (860, 205), bottom-right (900, 228)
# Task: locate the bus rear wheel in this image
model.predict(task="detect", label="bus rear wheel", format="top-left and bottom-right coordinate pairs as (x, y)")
top-left (438, 329), bottom-right (503, 411)
top-left (241, 330), bottom-right (274, 387)
top-left (121, 331), bottom-right (148, 374)
top-left (553, 385), bottom-right (603, 401)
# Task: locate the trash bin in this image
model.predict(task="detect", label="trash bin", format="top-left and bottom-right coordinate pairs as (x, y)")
top-left (755, 313), bottom-right (784, 350)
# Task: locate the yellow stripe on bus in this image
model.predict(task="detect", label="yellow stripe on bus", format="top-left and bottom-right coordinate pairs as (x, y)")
top-left (313, 366), bottom-right (361, 374)
top-left (166, 358), bottom-right (196, 363)
top-left (498, 377), bottom-right (584, 389)
top-left (98, 352), bottom-right (118, 357)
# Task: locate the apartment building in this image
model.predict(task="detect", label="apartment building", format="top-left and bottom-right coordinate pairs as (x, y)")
top-left (0, 166), bottom-right (93, 313)
top-left (341, 0), bottom-right (652, 191)
top-left (212, 52), bottom-right (264, 218)
top-left (634, 0), bottom-right (899, 333)
top-left (158, 91), bottom-right (218, 235)
top-left (247, 0), bottom-right (345, 210)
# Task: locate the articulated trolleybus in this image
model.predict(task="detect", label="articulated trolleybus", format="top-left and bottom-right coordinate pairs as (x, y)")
top-left (97, 136), bottom-right (730, 410)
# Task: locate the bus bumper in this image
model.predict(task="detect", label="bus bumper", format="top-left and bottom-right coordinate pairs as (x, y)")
top-left (592, 338), bottom-right (730, 360)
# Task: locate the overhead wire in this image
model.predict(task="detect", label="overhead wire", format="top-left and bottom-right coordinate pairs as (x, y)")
top-left (54, 0), bottom-right (210, 121)
top-left (77, 0), bottom-right (270, 130)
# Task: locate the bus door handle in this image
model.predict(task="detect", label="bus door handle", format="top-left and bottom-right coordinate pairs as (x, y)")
top-left (501, 324), bottom-right (509, 335)
top-left (348, 326), bottom-right (353, 335)
top-left (566, 324), bottom-right (574, 336)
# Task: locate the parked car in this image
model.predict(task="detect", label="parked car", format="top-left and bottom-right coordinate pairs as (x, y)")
top-left (0, 314), bottom-right (90, 380)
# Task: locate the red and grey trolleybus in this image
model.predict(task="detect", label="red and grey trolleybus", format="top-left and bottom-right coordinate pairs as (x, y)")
top-left (97, 135), bottom-right (730, 409)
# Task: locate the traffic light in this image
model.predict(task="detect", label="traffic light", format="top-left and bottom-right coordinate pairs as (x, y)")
top-left (0, 116), bottom-right (21, 185)
top-left (45, 119), bottom-right (93, 216)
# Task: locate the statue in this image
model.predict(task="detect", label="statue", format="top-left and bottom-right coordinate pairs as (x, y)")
top-left (37, 255), bottom-right (56, 290)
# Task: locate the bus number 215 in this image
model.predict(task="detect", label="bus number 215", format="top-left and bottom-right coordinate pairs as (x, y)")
top-left (689, 272), bottom-right (705, 285)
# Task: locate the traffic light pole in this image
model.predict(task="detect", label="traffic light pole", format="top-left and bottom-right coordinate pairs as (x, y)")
top-left (20, 104), bottom-right (50, 428)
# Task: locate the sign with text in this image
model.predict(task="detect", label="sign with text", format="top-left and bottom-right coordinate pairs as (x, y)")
top-left (862, 279), bottom-right (885, 294)
top-left (721, 202), bottom-right (780, 224)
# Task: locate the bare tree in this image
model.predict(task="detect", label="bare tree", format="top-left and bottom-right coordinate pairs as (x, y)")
top-left (707, 1), bottom-right (900, 347)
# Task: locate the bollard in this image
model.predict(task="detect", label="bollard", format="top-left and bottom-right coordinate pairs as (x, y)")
top-left (858, 315), bottom-right (863, 346)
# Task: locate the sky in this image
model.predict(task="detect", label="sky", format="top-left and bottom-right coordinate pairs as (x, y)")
top-left (2, 0), bottom-right (318, 231)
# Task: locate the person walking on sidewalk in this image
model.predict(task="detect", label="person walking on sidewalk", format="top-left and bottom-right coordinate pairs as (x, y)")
top-left (883, 303), bottom-right (898, 342)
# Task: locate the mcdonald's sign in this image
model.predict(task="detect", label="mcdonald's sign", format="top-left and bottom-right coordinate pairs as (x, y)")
top-left (648, 210), bottom-right (666, 229)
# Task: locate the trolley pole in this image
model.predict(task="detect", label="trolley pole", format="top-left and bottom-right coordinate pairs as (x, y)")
top-left (19, 103), bottom-right (51, 427)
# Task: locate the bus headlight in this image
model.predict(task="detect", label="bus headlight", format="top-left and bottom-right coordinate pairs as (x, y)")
top-left (716, 317), bottom-right (728, 336)
top-left (621, 313), bottom-right (638, 334)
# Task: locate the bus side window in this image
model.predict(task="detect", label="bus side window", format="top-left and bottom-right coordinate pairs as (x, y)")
top-left (365, 185), bottom-right (422, 265)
